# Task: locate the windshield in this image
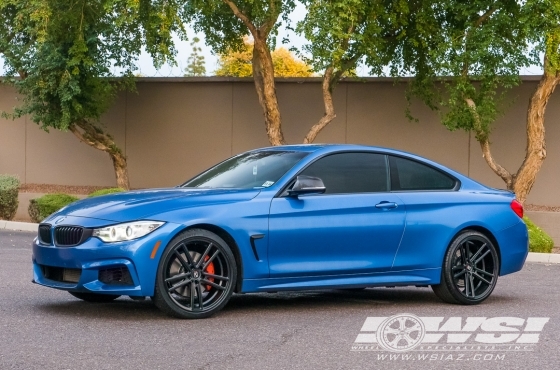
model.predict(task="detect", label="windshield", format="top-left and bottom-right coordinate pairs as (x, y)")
top-left (181, 151), bottom-right (309, 189)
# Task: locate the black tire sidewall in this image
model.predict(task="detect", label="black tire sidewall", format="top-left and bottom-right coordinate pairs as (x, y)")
top-left (154, 228), bottom-right (237, 319)
top-left (442, 231), bottom-right (499, 305)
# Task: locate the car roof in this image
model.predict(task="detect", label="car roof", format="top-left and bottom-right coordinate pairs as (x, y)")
top-left (254, 143), bottom-right (413, 155)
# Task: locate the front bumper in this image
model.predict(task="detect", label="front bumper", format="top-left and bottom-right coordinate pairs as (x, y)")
top-left (32, 222), bottom-right (183, 296)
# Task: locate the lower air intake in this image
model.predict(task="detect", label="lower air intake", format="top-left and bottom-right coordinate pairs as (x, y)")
top-left (99, 267), bottom-right (134, 286)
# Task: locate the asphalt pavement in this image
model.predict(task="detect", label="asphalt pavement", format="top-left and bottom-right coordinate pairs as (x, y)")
top-left (1, 229), bottom-right (559, 370)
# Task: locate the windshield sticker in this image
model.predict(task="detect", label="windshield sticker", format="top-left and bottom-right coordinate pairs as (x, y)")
top-left (253, 165), bottom-right (258, 175)
top-left (262, 181), bottom-right (274, 187)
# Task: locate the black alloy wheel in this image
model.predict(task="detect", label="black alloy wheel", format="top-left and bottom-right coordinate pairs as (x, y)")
top-left (154, 229), bottom-right (237, 319)
top-left (432, 231), bottom-right (499, 305)
top-left (69, 292), bottom-right (121, 302)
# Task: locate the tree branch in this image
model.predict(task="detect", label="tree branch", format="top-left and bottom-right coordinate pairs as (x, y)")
top-left (304, 67), bottom-right (336, 144)
top-left (222, 0), bottom-right (258, 36)
top-left (465, 98), bottom-right (514, 188)
top-left (474, 6), bottom-right (498, 28)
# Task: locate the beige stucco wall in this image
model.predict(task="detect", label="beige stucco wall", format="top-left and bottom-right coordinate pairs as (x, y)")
top-left (1, 77), bottom-right (559, 205)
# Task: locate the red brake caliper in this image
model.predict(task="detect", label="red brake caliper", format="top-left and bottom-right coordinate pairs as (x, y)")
top-left (204, 255), bottom-right (215, 290)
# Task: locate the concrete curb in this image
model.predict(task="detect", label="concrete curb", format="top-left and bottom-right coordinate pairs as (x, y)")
top-left (1, 220), bottom-right (39, 232)
top-left (525, 252), bottom-right (560, 264)
top-left (2, 221), bottom-right (560, 264)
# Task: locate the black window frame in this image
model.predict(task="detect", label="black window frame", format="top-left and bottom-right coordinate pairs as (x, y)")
top-left (387, 154), bottom-right (460, 192)
top-left (277, 151), bottom-right (390, 197)
top-left (276, 151), bottom-right (460, 197)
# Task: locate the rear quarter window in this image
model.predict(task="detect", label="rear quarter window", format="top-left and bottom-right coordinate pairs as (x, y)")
top-left (389, 156), bottom-right (456, 191)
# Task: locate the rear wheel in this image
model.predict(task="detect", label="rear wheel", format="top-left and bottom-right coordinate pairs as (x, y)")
top-left (432, 231), bottom-right (499, 305)
top-left (153, 229), bottom-right (237, 319)
top-left (69, 292), bottom-right (120, 303)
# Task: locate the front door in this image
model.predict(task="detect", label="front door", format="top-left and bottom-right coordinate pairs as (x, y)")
top-left (267, 152), bottom-right (406, 277)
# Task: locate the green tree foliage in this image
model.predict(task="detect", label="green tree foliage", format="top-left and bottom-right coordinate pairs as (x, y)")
top-left (185, 1), bottom-right (297, 145)
top-left (215, 37), bottom-right (312, 77)
top-left (0, 0), bottom-right (186, 189)
top-left (399, 0), bottom-right (560, 203)
top-left (184, 36), bottom-right (206, 76)
top-left (297, 0), bottom-right (410, 143)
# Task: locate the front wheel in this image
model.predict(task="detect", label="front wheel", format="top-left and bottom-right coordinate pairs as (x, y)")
top-left (432, 231), bottom-right (499, 305)
top-left (153, 229), bottom-right (237, 319)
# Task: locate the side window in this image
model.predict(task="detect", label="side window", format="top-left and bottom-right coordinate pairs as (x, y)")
top-left (389, 156), bottom-right (456, 191)
top-left (300, 153), bottom-right (388, 194)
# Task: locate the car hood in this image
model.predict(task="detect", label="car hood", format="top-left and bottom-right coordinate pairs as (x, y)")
top-left (51, 188), bottom-right (262, 223)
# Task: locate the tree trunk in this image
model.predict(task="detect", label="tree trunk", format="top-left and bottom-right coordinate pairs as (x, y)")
top-left (465, 98), bottom-right (514, 188)
top-left (69, 120), bottom-right (130, 190)
top-left (252, 37), bottom-right (285, 146)
top-left (466, 64), bottom-right (560, 204)
top-left (304, 67), bottom-right (337, 144)
top-left (513, 70), bottom-right (560, 204)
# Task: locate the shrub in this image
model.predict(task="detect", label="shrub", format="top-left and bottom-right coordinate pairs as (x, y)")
top-left (88, 187), bottom-right (125, 198)
top-left (524, 216), bottom-right (554, 253)
top-left (0, 174), bottom-right (20, 220)
top-left (28, 194), bottom-right (79, 223)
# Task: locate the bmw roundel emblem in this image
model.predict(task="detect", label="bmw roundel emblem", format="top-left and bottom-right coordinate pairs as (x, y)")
top-left (55, 216), bottom-right (66, 224)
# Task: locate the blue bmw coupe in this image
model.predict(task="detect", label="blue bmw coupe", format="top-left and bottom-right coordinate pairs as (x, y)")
top-left (33, 144), bottom-right (528, 319)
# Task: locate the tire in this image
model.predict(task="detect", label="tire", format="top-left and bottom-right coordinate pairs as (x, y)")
top-left (153, 229), bottom-right (237, 319)
top-left (432, 231), bottom-right (499, 305)
top-left (69, 292), bottom-right (120, 302)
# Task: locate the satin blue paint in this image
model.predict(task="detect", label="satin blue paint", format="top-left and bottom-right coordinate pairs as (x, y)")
top-left (32, 144), bottom-right (528, 298)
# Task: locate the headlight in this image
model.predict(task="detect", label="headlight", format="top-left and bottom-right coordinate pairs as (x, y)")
top-left (93, 221), bottom-right (164, 242)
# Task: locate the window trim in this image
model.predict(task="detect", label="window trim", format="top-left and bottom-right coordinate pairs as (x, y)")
top-left (275, 151), bottom-right (391, 198)
top-left (275, 151), bottom-right (461, 197)
top-left (387, 154), bottom-right (461, 192)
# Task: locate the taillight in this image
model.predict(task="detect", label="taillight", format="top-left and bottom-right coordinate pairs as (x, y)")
top-left (511, 199), bottom-right (523, 218)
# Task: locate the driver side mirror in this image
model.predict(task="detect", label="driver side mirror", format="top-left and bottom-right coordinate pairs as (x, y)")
top-left (288, 175), bottom-right (326, 197)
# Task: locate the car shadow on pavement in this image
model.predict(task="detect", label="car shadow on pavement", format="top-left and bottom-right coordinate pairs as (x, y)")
top-left (223, 287), bottom-right (440, 313)
top-left (35, 298), bottom-right (168, 321)
top-left (34, 287), bottom-right (516, 320)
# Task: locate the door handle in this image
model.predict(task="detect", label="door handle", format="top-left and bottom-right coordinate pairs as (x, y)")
top-left (375, 201), bottom-right (398, 209)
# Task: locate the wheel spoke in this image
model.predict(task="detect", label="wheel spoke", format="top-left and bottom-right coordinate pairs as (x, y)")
top-left (178, 243), bottom-right (195, 265)
top-left (459, 244), bottom-right (468, 265)
top-left (190, 280), bottom-right (196, 310)
top-left (403, 333), bottom-right (416, 346)
top-left (195, 283), bottom-right (204, 309)
top-left (384, 327), bottom-right (401, 335)
top-left (203, 272), bottom-right (229, 281)
top-left (469, 243), bottom-right (487, 263)
top-left (407, 323), bottom-right (421, 333)
top-left (196, 243), bottom-right (214, 268)
top-left (474, 267), bottom-right (495, 278)
top-left (468, 274), bottom-right (476, 297)
top-left (201, 279), bottom-right (226, 291)
top-left (474, 249), bottom-right (491, 264)
top-left (174, 250), bottom-right (192, 272)
top-left (203, 250), bottom-right (220, 269)
top-left (473, 272), bottom-right (492, 285)
top-left (165, 272), bottom-right (190, 284)
top-left (388, 336), bottom-right (402, 346)
top-left (453, 268), bottom-right (466, 279)
top-left (168, 279), bottom-right (191, 293)
top-left (464, 273), bottom-right (470, 297)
